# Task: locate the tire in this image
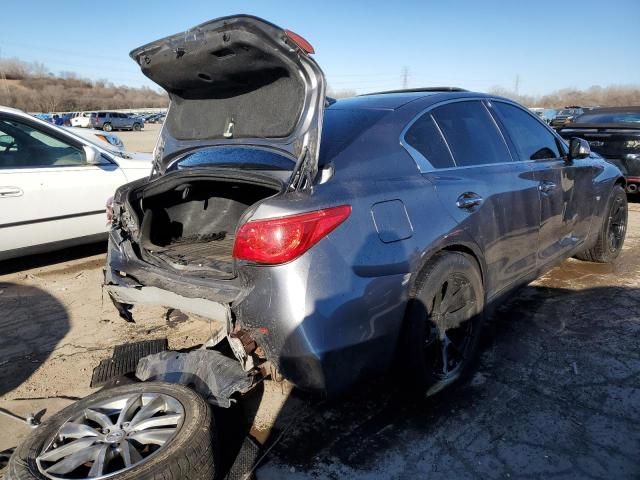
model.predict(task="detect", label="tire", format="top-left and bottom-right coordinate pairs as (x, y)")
top-left (132, 123), bottom-right (141, 132)
top-left (405, 252), bottom-right (485, 396)
top-left (575, 184), bottom-right (627, 263)
top-left (103, 123), bottom-right (113, 132)
top-left (8, 382), bottom-right (219, 480)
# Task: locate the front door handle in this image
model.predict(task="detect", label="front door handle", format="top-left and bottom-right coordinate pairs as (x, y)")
top-left (538, 181), bottom-right (556, 193)
top-left (0, 187), bottom-right (23, 198)
top-left (456, 192), bottom-right (483, 210)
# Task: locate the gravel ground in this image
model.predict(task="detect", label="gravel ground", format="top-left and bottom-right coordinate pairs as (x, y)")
top-left (1, 199), bottom-right (638, 479)
top-left (118, 123), bottom-right (162, 153)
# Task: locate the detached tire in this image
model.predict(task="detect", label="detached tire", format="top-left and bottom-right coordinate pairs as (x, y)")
top-left (8, 382), bottom-right (218, 480)
top-left (405, 252), bottom-right (485, 396)
top-left (575, 184), bottom-right (627, 263)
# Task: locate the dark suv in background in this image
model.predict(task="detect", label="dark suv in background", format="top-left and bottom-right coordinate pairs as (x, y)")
top-left (558, 106), bottom-right (640, 193)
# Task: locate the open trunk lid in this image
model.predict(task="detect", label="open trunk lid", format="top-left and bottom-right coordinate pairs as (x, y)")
top-left (131, 15), bottom-right (326, 187)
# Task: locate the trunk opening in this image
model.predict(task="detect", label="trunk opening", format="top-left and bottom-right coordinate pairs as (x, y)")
top-left (128, 174), bottom-right (281, 278)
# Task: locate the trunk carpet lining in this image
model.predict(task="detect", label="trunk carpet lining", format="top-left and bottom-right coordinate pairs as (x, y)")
top-left (151, 234), bottom-right (235, 273)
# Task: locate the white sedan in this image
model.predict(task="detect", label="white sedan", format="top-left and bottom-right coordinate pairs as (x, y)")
top-left (0, 106), bottom-right (152, 261)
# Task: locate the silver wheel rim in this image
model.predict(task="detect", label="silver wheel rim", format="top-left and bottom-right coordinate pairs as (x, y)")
top-left (36, 392), bottom-right (184, 479)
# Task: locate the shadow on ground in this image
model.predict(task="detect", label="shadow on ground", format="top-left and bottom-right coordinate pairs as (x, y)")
top-left (0, 241), bottom-right (106, 276)
top-left (254, 283), bottom-right (640, 479)
top-left (0, 283), bottom-right (69, 397)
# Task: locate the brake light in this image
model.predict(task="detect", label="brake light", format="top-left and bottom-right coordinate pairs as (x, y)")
top-left (284, 29), bottom-right (315, 54)
top-left (233, 205), bottom-right (351, 264)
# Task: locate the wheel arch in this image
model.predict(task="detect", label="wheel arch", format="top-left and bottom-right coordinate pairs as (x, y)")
top-left (408, 238), bottom-right (487, 299)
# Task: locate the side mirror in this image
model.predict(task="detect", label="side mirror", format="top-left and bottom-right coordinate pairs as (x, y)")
top-left (83, 145), bottom-right (109, 165)
top-left (569, 137), bottom-right (591, 161)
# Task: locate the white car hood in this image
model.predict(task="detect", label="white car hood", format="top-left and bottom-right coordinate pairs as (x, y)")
top-left (113, 151), bottom-right (153, 182)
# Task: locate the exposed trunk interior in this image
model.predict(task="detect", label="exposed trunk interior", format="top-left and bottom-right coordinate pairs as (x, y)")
top-left (131, 175), bottom-right (281, 278)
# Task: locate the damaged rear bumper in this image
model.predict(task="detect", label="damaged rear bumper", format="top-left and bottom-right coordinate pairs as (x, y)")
top-left (105, 233), bottom-right (410, 398)
top-left (105, 234), bottom-right (244, 324)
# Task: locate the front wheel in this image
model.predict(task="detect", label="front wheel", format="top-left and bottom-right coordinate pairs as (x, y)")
top-left (575, 184), bottom-right (627, 263)
top-left (405, 252), bottom-right (485, 396)
top-left (8, 382), bottom-right (219, 480)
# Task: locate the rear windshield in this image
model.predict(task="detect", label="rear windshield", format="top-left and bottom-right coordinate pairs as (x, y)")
top-left (575, 111), bottom-right (640, 124)
top-left (319, 109), bottom-right (386, 165)
top-left (170, 146), bottom-right (294, 171)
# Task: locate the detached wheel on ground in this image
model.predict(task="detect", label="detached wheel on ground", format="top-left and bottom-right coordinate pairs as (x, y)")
top-left (8, 382), bottom-right (218, 480)
top-left (575, 184), bottom-right (627, 263)
top-left (102, 123), bottom-right (113, 132)
top-left (405, 252), bottom-right (485, 396)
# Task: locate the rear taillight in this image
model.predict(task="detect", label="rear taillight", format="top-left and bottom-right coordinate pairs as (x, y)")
top-left (284, 29), bottom-right (315, 54)
top-left (233, 205), bottom-right (351, 265)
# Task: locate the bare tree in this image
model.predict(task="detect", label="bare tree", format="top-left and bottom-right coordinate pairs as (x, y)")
top-left (489, 84), bottom-right (640, 108)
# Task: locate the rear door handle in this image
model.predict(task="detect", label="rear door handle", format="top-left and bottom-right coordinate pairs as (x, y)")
top-left (0, 187), bottom-right (23, 198)
top-left (456, 192), bottom-right (483, 210)
top-left (538, 181), bottom-right (556, 193)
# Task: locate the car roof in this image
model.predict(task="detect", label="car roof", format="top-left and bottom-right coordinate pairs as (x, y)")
top-left (327, 89), bottom-right (491, 111)
top-left (580, 106), bottom-right (640, 114)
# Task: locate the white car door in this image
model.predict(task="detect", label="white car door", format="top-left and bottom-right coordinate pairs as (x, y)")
top-left (0, 114), bottom-right (127, 259)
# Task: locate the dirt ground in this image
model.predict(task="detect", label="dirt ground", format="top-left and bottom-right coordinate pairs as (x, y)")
top-left (118, 123), bottom-right (162, 153)
top-left (1, 199), bottom-right (638, 478)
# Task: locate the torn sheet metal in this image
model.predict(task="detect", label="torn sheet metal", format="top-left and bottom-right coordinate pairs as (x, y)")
top-left (136, 350), bottom-right (255, 407)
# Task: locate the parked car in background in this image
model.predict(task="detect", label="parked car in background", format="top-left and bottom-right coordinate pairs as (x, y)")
top-left (33, 113), bottom-right (52, 123)
top-left (145, 113), bottom-right (165, 123)
top-left (71, 111), bottom-right (144, 131)
top-left (127, 112), bottom-right (146, 125)
top-left (70, 111), bottom-right (94, 128)
top-left (550, 106), bottom-right (585, 129)
top-left (65, 126), bottom-right (126, 150)
top-left (558, 106), bottom-right (640, 193)
top-left (0, 106), bottom-right (152, 261)
top-left (92, 111), bottom-right (144, 131)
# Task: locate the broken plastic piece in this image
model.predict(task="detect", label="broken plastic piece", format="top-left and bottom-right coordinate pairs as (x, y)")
top-left (136, 349), bottom-right (256, 407)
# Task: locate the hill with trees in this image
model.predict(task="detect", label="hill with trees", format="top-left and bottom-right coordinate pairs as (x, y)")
top-left (0, 58), bottom-right (168, 112)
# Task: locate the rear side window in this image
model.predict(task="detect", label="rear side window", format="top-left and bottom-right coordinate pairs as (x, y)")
top-left (492, 102), bottom-right (561, 160)
top-left (319, 109), bottom-right (386, 165)
top-left (404, 113), bottom-right (455, 169)
top-left (98, 112), bottom-right (106, 118)
top-left (432, 101), bottom-right (512, 167)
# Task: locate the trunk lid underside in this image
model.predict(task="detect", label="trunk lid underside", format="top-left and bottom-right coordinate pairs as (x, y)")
top-left (131, 15), bottom-right (326, 182)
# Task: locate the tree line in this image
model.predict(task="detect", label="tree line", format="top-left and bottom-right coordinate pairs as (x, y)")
top-left (0, 58), bottom-right (168, 112)
top-left (489, 85), bottom-right (640, 108)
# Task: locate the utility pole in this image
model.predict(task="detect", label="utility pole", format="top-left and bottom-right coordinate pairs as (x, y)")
top-left (402, 66), bottom-right (409, 89)
top-left (514, 74), bottom-right (520, 95)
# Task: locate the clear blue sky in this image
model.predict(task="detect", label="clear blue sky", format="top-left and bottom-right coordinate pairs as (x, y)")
top-left (1, 0), bottom-right (638, 96)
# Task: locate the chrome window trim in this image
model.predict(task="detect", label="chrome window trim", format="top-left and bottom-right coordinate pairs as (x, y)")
top-left (400, 97), bottom-right (517, 172)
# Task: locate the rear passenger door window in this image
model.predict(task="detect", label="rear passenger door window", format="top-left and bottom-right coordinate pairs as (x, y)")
top-left (431, 101), bottom-right (513, 166)
top-left (490, 102), bottom-right (562, 160)
top-left (403, 113), bottom-right (455, 170)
